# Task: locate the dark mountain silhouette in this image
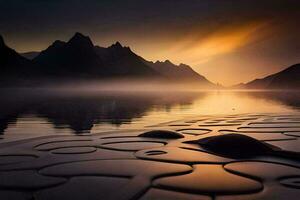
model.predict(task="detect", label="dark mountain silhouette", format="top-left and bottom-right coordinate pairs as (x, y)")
top-left (33, 32), bottom-right (160, 78)
top-left (1, 32), bottom-right (215, 86)
top-left (237, 64), bottom-right (300, 89)
top-left (144, 59), bottom-right (215, 86)
top-left (0, 35), bottom-right (35, 80)
top-left (33, 33), bottom-right (103, 77)
top-left (21, 51), bottom-right (39, 60)
top-left (94, 41), bottom-right (160, 77)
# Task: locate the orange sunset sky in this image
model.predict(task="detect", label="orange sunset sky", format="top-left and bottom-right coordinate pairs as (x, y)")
top-left (1, 0), bottom-right (299, 86)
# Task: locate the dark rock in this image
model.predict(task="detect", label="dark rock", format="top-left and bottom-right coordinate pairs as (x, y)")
top-left (186, 134), bottom-right (279, 158)
top-left (139, 130), bottom-right (184, 139)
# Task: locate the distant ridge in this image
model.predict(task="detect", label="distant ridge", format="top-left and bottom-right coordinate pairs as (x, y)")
top-left (0, 32), bottom-right (215, 87)
top-left (0, 34), bottom-right (35, 80)
top-left (235, 63), bottom-right (300, 89)
top-left (143, 59), bottom-right (215, 86)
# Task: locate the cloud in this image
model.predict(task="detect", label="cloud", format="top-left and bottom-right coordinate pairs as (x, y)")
top-left (163, 21), bottom-right (271, 65)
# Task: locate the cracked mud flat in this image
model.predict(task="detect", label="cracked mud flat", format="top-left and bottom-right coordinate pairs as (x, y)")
top-left (0, 114), bottom-right (300, 200)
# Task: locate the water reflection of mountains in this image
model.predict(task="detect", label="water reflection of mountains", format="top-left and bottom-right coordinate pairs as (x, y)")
top-left (0, 90), bottom-right (299, 134)
top-left (0, 89), bottom-right (198, 134)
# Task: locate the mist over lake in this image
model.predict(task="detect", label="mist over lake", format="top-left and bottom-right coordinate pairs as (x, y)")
top-left (1, 88), bottom-right (299, 136)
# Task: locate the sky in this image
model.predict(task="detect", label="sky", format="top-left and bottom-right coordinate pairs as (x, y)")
top-left (0, 0), bottom-right (299, 86)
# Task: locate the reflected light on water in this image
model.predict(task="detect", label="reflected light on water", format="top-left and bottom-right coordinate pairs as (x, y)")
top-left (1, 90), bottom-right (299, 135)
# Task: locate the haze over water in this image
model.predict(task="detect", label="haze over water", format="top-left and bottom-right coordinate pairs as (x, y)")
top-left (1, 88), bottom-right (299, 136)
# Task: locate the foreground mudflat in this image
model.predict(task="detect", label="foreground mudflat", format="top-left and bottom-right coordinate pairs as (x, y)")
top-left (0, 114), bottom-right (300, 200)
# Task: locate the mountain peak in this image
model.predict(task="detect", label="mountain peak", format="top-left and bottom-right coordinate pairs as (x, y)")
top-left (164, 60), bottom-right (173, 65)
top-left (179, 63), bottom-right (189, 67)
top-left (52, 40), bottom-right (65, 47)
top-left (110, 41), bottom-right (123, 49)
top-left (74, 32), bottom-right (85, 37)
top-left (154, 60), bottom-right (174, 65)
top-left (68, 32), bottom-right (94, 47)
top-left (115, 41), bottom-right (122, 47)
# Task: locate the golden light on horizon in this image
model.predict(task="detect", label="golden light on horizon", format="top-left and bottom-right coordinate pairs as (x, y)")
top-left (185, 22), bottom-right (267, 64)
top-left (134, 21), bottom-right (273, 86)
top-left (3, 15), bottom-right (297, 86)
top-left (154, 21), bottom-right (269, 66)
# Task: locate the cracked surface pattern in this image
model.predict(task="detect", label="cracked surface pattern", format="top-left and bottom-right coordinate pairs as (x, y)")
top-left (0, 114), bottom-right (299, 200)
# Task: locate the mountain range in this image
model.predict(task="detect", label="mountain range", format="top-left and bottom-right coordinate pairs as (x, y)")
top-left (0, 32), bottom-right (215, 87)
top-left (235, 63), bottom-right (300, 89)
top-left (1, 32), bottom-right (299, 89)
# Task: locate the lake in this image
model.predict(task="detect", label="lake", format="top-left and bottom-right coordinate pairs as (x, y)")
top-left (1, 88), bottom-right (299, 136)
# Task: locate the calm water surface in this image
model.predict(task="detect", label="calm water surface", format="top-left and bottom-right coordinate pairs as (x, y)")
top-left (1, 89), bottom-right (299, 135)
